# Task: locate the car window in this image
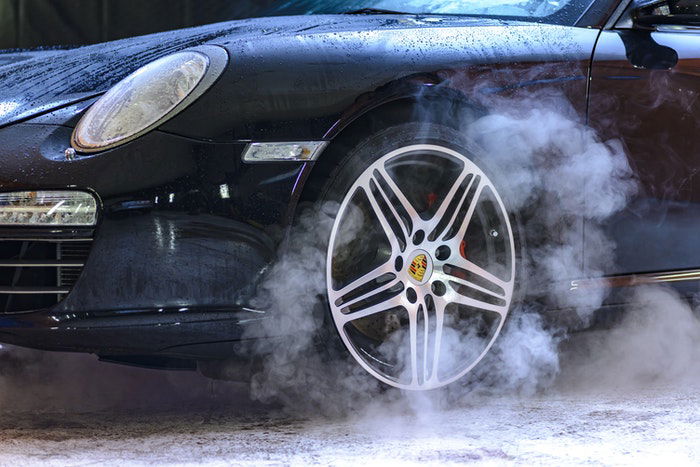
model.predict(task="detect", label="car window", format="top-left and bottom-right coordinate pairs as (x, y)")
top-left (245, 0), bottom-right (597, 26)
top-left (364, 0), bottom-right (582, 17)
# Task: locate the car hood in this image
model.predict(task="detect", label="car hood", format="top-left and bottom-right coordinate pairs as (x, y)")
top-left (0, 14), bottom-right (514, 128)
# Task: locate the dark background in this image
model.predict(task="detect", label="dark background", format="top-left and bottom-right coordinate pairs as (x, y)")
top-left (0, 0), bottom-right (284, 50)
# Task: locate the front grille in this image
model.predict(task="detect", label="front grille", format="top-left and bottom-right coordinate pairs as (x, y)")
top-left (0, 229), bottom-right (93, 313)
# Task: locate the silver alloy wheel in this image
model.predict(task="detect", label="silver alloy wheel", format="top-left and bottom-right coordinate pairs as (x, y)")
top-left (326, 144), bottom-right (516, 390)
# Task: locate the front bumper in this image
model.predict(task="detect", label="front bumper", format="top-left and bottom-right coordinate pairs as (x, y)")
top-left (0, 117), bottom-right (312, 358)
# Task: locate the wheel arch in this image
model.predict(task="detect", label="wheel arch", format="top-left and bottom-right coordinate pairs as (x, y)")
top-left (301, 82), bottom-right (486, 204)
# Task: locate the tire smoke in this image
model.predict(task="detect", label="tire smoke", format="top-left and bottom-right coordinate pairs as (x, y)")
top-left (240, 92), bottom-right (643, 412)
top-left (557, 285), bottom-right (700, 391)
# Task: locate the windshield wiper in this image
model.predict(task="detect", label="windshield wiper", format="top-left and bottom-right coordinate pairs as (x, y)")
top-left (344, 8), bottom-right (409, 15)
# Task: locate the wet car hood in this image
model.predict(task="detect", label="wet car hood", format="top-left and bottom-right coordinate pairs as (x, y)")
top-left (0, 14), bottom-right (513, 128)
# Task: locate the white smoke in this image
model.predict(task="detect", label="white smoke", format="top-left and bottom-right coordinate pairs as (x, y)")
top-left (246, 203), bottom-right (385, 415)
top-left (557, 285), bottom-right (700, 392)
top-left (240, 92), bottom-right (640, 411)
top-left (464, 100), bottom-right (637, 316)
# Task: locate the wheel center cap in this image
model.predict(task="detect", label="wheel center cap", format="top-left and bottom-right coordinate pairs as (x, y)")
top-left (407, 249), bottom-right (433, 285)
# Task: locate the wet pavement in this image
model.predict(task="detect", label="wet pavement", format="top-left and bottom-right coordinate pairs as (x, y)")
top-left (0, 328), bottom-right (698, 465)
top-left (0, 382), bottom-right (697, 464)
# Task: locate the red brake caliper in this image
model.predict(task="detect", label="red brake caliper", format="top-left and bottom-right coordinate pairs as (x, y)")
top-left (459, 240), bottom-right (468, 260)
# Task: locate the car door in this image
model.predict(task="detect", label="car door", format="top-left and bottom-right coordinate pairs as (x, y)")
top-left (587, 0), bottom-right (700, 276)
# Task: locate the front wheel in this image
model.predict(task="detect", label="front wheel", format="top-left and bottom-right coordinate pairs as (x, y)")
top-left (321, 122), bottom-right (518, 390)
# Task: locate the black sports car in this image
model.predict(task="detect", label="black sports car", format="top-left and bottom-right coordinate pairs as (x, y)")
top-left (0, 0), bottom-right (698, 390)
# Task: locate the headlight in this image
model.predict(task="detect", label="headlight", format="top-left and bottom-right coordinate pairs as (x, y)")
top-left (0, 191), bottom-right (98, 226)
top-left (71, 45), bottom-right (228, 153)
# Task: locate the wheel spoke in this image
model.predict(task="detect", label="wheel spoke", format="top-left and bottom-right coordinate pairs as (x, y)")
top-left (429, 298), bottom-right (445, 383)
top-left (449, 256), bottom-right (510, 293)
top-left (362, 183), bottom-right (404, 252)
top-left (328, 260), bottom-right (395, 303)
top-left (338, 276), bottom-right (402, 310)
top-left (441, 273), bottom-right (506, 301)
top-left (337, 293), bottom-right (403, 325)
top-left (447, 284), bottom-right (509, 318)
top-left (445, 257), bottom-right (511, 318)
top-left (421, 300), bottom-right (430, 383)
top-left (450, 180), bottom-right (485, 243)
top-left (408, 305), bottom-right (419, 384)
top-left (369, 169), bottom-right (414, 241)
top-left (374, 164), bottom-right (419, 226)
top-left (428, 168), bottom-right (474, 240)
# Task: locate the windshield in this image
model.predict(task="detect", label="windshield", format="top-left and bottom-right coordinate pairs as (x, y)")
top-left (250, 0), bottom-right (594, 25)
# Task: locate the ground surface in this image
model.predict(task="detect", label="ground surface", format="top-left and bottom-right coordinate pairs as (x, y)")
top-left (0, 385), bottom-right (697, 465)
top-left (0, 323), bottom-right (698, 466)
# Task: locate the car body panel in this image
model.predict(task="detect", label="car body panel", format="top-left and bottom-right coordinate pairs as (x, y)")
top-left (161, 16), bottom-right (599, 141)
top-left (588, 22), bottom-right (700, 274)
top-left (2, 15), bottom-right (599, 139)
top-left (0, 24), bottom-right (241, 128)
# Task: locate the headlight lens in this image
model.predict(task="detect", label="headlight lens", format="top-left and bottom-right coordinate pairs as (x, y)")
top-left (71, 51), bottom-right (210, 153)
top-left (0, 191), bottom-right (98, 226)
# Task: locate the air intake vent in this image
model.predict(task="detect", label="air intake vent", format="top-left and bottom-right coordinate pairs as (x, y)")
top-left (0, 229), bottom-right (93, 313)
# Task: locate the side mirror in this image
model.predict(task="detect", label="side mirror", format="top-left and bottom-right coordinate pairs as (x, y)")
top-left (631, 0), bottom-right (700, 27)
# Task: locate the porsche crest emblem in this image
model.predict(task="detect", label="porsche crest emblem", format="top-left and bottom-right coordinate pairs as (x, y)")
top-left (408, 254), bottom-right (428, 282)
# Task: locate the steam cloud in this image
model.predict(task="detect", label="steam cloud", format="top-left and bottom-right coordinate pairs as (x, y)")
top-left (558, 285), bottom-right (700, 391)
top-left (242, 90), bottom-right (642, 412)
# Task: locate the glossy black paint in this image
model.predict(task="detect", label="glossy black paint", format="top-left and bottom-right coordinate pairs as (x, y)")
top-left (0, 115), bottom-right (308, 359)
top-left (0, 306), bottom-right (278, 357)
top-left (1, 1), bottom-right (698, 365)
top-left (160, 16), bottom-right (601, 142)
